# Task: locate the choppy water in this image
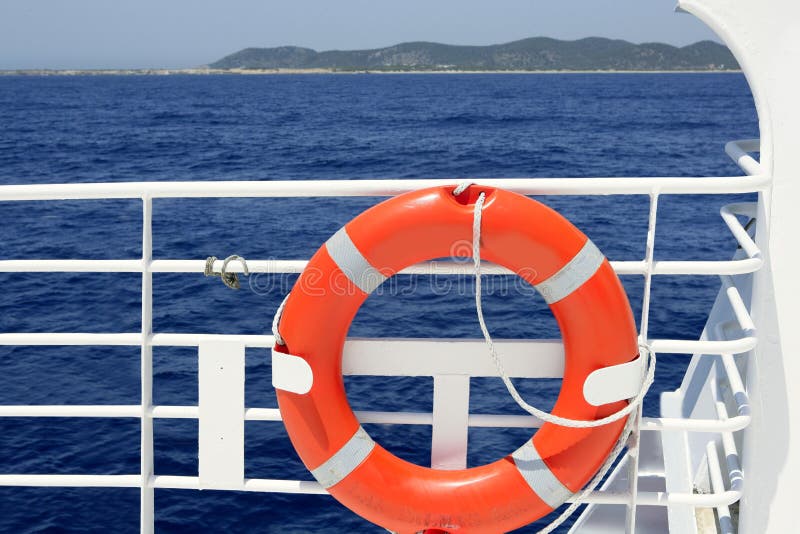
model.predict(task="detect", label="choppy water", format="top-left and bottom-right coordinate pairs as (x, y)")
top-left (0, 73), bottom-right (758, 532)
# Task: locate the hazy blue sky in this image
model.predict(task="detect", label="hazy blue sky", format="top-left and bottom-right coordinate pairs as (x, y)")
top-left (0, 0), bottom-right (720, 69)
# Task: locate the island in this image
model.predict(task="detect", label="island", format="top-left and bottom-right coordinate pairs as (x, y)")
top-left (210, 37), bottom-right (739, 72)
top-left (0, 37), bottom-right (740, 75)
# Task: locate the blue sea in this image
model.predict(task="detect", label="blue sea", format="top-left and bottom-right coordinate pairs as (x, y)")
top-left (0, 73), bottom-right (758, 533)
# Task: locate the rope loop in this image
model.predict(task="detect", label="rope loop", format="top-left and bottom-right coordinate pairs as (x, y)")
top-left (468, 190), bottom-right (654, 533)
top-left (204, 256), bottom-right (217, 277)
top-left (470, 192), bottom-right (654, 427)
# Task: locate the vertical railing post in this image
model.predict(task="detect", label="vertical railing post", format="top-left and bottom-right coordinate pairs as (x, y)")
top-left (430, 375), bottom-right (470, 470)
top-left (140, 196), bottom-right (154, 534)
top-left (198, 340), bottom-right (246, 489)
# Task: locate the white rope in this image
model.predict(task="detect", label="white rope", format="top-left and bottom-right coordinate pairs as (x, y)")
top-left (452, 181), bottom-right (473, 196)
top-left (460, 186), bottom-right (655, 533)
top-left (272, 292), bottom-right (290, 346)
top-left (469, 191), bottom-right (655, 428)
top-left (536, 409), bottom-right (640, 534)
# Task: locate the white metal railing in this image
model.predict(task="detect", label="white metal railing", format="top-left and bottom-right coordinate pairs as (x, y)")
top-left (0, 139), bottom-right (764, 533)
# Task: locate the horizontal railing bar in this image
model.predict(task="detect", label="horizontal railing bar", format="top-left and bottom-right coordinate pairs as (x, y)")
top-left (0, 474), bottom-right (141, 488)
top-left (720, 203), bottom-right (760, 260)
top-left (0, 334), bottom-right (757, 358)
top-left (0, 474), bottom-right (739, 506)
top-left (156, 259), bottom-right (515, 275)
top-left (152, 333), bottom-right (272, 347)
top-left (150, 476), bottom-right (329, 494)
top-left (0, 258), bottom-right (761, 276)
top-left (0, 405), bottom-right (532, 425)
top-left (722, 276), bottom-right (757, 334)
top-left (0, 406), bottom-right (448, 427)
top-left (151, 405), bottom-right (197, 419)
top-left (148, 478), bottom-right (735, 507)
top-left (342, 339), bottom-right (566, 377)
top-left (725, 139), bottom-right (762, 176)
top-left (464, 413), bottom-right (752, 433)
top-left (151, 258), bottom-right (763, 277)
top-left (648, 336), bottom-right (756, 355)
top-left (0, 175), bottom-right (770, 202)
top-left (0, 333), bottom-right (143, 345)
top-left (0, 405), bottom-right (142, 417)
top-left (356, 410), bottom-right (434, 426)
top-left (572, 489), bottom-right (742, 507)
top-left (639, 415), bottom-right (749, 433)
top-left (468, 413), bottom-right (542, 428)
top-left (650, 258), bottom-right (761, 276)
top-left (0, 404), bottom-right (750, 433)
top-left (465, 413), bottom-right (751, 432)
top-left (0, 260), bottom-right (146, 273)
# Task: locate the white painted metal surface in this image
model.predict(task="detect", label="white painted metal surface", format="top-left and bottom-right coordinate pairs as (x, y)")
top-left (0, 172), bottom-right (768, 201)
top-left (430, 375), bottom-right (471, 470)
top-left (198, 340), bottom-right (246, 490)
top-left (139, 196), bottom-right (154, 534)
top-left (673, 2), bottom-right (800, 533)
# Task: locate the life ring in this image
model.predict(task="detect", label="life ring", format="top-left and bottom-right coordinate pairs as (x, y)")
top-left (272, 185), bottom-right (638, 533)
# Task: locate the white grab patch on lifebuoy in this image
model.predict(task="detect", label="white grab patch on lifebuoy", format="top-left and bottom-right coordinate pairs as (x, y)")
top-left (583, 351), bottom-right (647, 406)
top-left (271, 349), bottom-right (314, 394)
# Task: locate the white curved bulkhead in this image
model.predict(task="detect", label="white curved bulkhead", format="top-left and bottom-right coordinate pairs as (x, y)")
top-left (676, 2), bottom-right (799, 533)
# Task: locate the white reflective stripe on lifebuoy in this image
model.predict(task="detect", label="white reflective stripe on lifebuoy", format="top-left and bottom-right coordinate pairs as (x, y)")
top-left (325, 227), bottom-right (387, 294)
top-left (511, 439), bottom-right (573, 509)
top-left (310, 425), bottom-right (375, 489)
top-left (535, 239), bottom-right (604, 304)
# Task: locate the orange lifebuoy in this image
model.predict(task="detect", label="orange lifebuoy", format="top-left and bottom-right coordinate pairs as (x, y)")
top-left (273, 185), bottom-right (638, 533)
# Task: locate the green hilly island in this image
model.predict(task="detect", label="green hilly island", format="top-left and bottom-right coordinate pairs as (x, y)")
top-left (210, 37), bottom-right (738, 72)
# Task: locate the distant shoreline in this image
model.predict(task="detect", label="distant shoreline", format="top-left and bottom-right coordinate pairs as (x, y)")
top-left (0, 68), bottom-right (742, 76)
